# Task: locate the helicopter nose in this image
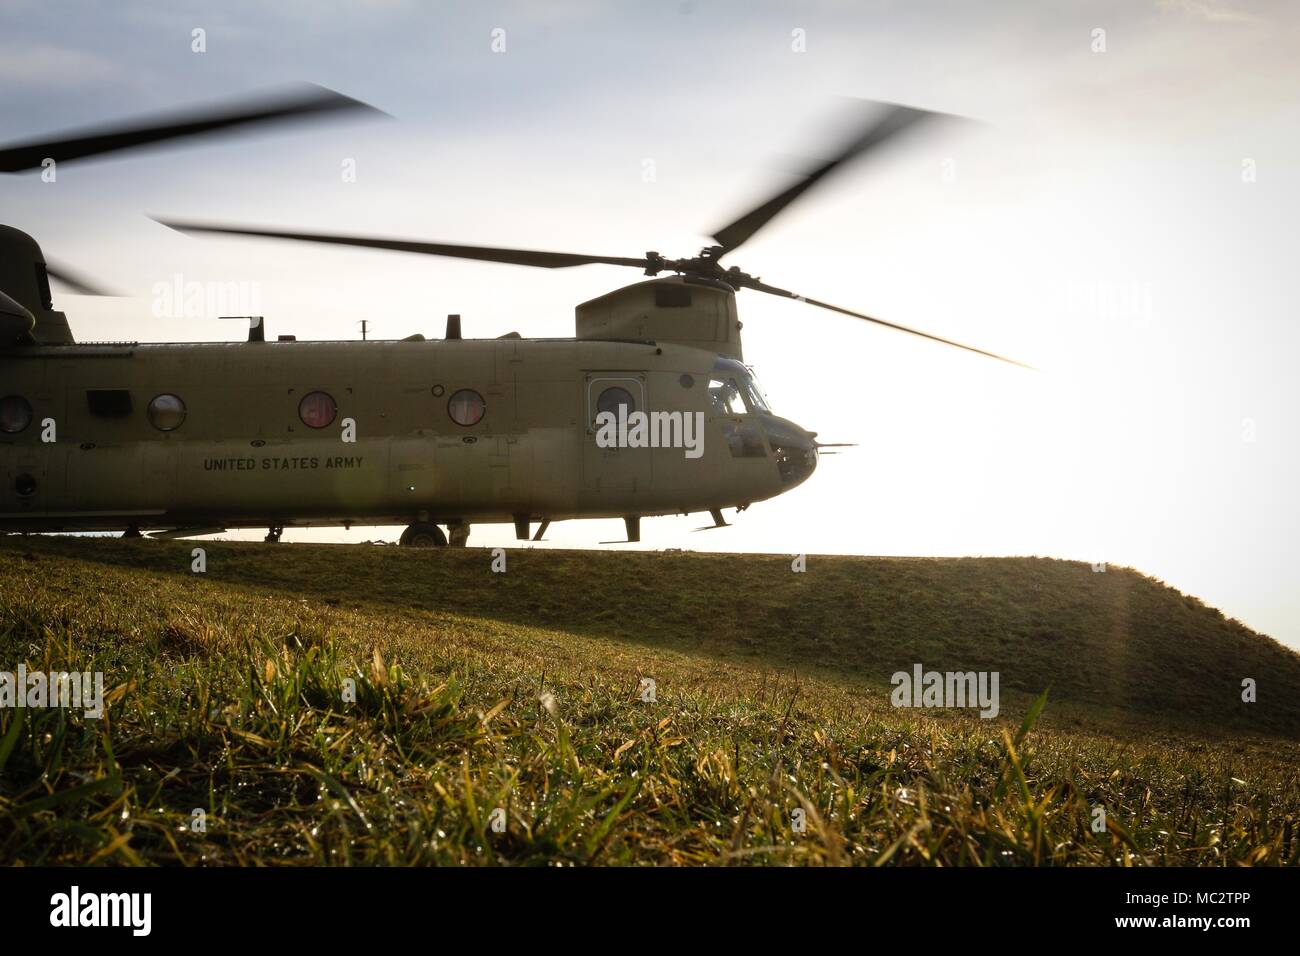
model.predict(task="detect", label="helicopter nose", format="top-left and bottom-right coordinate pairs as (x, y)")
top-left (758, 414), bottom-right (818, 488)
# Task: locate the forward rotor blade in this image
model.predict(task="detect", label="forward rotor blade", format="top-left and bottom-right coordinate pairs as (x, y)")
top-left (44, 261), bottom-right (122, 297)
top-left (0, 84), bottom-right (383, 174)
top-left (154, 219), bottom-right (650, 270)
top-left (745, 279), bottom-right (1033, 369)
top-left (711, 102), bottom-right (952, 256)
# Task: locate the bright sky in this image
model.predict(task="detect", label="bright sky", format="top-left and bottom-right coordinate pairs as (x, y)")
top-left (4, 0), bottom-right (1298, 647)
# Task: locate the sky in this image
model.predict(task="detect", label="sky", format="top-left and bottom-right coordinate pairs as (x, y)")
top-left (3, 0), bottom-right (1298, 647)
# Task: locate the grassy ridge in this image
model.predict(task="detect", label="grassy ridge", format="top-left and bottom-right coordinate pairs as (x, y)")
top-left (1, 536), bottom-right (1298, 866)
top-left (15, 536), bottom-right (1299, 736)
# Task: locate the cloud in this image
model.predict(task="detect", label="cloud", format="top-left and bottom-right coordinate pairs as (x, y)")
top-left (1157, 0), bottom-right (1262, 24)
top-left (0, 42), bottom-right (126, 88)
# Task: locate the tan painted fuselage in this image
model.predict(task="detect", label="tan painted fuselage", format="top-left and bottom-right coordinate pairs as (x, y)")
top-left (0, 335), bottom-right (809, 534)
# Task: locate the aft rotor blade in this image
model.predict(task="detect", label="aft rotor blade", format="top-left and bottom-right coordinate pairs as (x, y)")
top-left (711, 102), bottom-right (953, 256)
top-left (0, 85), bottom-right (383, 173)
top-left (155, 219), bottom-right (650, 270)
top-left (44, 261), bottom-right (122, 297)
top-left (745, 279), bottom-right (1033, 369)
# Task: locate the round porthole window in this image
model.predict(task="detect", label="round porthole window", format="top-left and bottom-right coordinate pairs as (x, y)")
top-left (447, 389), bottom-right (485, 426)
top-left (0, 395), bottom-right (32, 434)
top-left (596, 386), bottom-right (636, 418)
top-left (298, 391), bottom-right (337, 429)
top-left (147, 393), bottom-right (187, 431)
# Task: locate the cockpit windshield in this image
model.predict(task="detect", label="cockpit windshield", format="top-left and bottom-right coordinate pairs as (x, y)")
top-left (742, 367), bottom-right (771, 412)
top-left (708, 358), bottom-right (771, 415)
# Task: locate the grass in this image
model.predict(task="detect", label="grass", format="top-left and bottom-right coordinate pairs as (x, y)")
top-left (1, 535), bottom-right (1298, 866)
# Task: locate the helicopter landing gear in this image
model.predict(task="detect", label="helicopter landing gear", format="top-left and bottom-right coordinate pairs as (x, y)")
top-left (447, 522), bottom-right (470, 548)
top-left (265, 526), bottom-right (284, 543)
top-left (400, 522), bottom-right (447, 548)
top-left (122, 526), bottom-right (142, 539)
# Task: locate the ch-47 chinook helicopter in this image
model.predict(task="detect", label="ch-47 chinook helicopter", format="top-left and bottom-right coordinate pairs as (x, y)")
top-left (1, 86), bottom-right (1028, 548)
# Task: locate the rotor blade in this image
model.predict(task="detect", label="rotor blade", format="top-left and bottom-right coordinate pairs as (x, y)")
top-left (745, 279), bottom-right (1034, 369)
top-left (711, 102), bottom-right (953, 255)
top-left (44, 261), bottom-right (122, 297)
top-left (154, 219), bottom-right (650, 270)
top-left (0, 84), bottom-right (384, 174)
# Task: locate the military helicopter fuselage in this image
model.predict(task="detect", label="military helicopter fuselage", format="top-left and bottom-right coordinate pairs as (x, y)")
top-left (1, 261), bottom-right (818, 544)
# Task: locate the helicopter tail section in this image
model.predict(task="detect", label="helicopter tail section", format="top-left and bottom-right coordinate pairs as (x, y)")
top-left (1, 224), bottom-right (76, 346)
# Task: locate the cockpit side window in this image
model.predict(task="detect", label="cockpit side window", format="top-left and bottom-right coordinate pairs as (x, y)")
top-left (710, 357), bottom-right (771, 413)
top-left (708, 378), bottom-right (747, 416)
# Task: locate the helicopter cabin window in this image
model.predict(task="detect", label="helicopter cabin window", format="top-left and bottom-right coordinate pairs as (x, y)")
top-left (298, 391), bottom-right (337, 429)
top-left (147, 394), bottom-right (187, 432)
top-left (86, 389), bottom-right (132, 418)
top-left (447, 389), bottom-right (486, 426)
top-left (596, 386), bottom-right (636, 419)
top-left (1, 395), bottom-right (33, 433)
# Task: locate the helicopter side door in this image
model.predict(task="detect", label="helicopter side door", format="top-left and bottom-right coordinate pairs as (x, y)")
top-left (582, 372), bottom-right (651, 499)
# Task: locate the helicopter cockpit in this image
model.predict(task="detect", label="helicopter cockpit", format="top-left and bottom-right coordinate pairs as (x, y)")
top-left (708, 357), bottom-right (770, 416)
top-left (707, 358), bottom-right (815, 486)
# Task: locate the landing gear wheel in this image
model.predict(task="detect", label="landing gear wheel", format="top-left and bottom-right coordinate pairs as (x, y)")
top-left (448, 523), bottom-right (470, 547)
top-left (400, 522), bottom-right (447, 548)
top-left (122, 526), bottom-right (142, 539)
top-left (265, 526), bottom-right (284, 543)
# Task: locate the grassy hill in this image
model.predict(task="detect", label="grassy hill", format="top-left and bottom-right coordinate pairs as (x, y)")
top-left (2, 536), bottom-right (1298, 866)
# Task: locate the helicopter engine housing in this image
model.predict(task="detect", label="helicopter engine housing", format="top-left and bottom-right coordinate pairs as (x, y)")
top-left (575, 276), bottom-right (742, 360)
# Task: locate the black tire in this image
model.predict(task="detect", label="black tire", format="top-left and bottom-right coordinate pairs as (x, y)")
top-left (403, 522), bottom-right (447, 548)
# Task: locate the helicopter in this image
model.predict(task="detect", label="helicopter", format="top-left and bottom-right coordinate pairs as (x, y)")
top-left (1, 86), bottom-right (1028, 548)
